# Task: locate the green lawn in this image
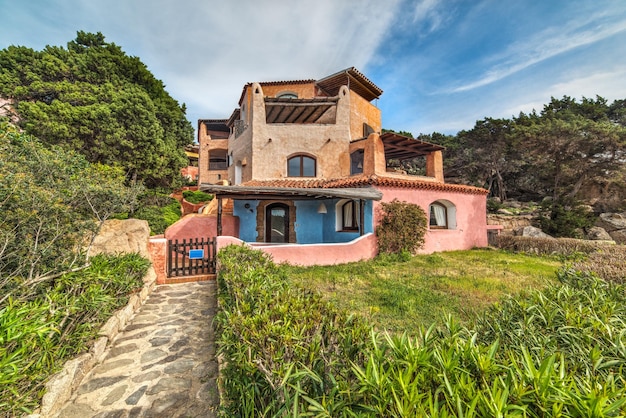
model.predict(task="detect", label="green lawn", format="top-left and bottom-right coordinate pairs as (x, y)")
top-left (281, 249), bottom-right (562, 333)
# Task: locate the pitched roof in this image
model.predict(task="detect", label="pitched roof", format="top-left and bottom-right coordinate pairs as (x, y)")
top-left (316, 67), bottom-right (383, 101)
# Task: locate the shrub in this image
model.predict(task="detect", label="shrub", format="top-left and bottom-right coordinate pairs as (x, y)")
top-left (216, 245), bottom-right (626, 416)
top-left (495, 235), bottom-right (612, 256)
top-left (132, 193), bottom-right (181, 235)
top-left (215, 245), bottom-right (374, 417)
top-left (487, 197), bottom-right (503, 213)
top-left (537, 197), bottom-right (596, 238)
top-left (0, 253), bottom-right (150, 416)
top-left (570, 247), bottom-right (626, 284)
top-left (376, 199), bottom-right (427, 254)
top-left (182, 190), bottom-right (213, 204)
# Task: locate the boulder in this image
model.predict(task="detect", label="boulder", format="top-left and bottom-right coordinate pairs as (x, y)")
top-left (596, 212), bottom-right (626, 232)
top-left (514, 226), bottom-right (553, 239)
top-left (88, 219), bottom-right (150, 258)
top-left (586, 226), bottom-right (613, 241)
top-left (608, 229), bottom-right (626, 245)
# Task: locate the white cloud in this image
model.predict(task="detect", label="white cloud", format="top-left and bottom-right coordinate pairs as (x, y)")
top-left (411, 0), bottom-right (448, 33)
top-left (449, 11), bottom-right (626, 93)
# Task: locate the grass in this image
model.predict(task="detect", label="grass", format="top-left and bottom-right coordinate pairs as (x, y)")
top-left (281, 248), bottom-right (562, 333)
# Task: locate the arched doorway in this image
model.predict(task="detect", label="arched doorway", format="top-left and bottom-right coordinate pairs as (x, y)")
top-left (265, 203), bottom-right (289, 243)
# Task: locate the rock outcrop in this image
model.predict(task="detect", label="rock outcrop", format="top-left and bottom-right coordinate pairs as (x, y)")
top-left (595, 212), bottom-right (626, 244)
top-left (88, 219), bottom-right (151, 259)
top-left (514, 225), bottom-right (553, 239)
top-left (586, 226), bottom-right (614, 241)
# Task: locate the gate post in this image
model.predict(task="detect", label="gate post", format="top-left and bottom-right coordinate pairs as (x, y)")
top-left (148, 237), bottom-right (168, 285)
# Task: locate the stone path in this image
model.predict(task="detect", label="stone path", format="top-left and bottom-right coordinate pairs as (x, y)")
top-left (55, 282), bottom-right (219, 418)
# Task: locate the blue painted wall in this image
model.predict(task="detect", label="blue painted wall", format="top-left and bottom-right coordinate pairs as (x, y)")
top-left (233, 198), bottom-right (374, 244)
top-left (233, 200), bottom-right (260, 242)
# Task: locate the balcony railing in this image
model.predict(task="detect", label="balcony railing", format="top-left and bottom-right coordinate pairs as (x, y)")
top-left (209, 161), bottom-right (228, 170)
top-left (234, 120), bottom-right (247, 138)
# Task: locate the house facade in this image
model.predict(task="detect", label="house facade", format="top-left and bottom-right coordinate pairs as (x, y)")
top-left (197, 67), bottom-right (489, 263)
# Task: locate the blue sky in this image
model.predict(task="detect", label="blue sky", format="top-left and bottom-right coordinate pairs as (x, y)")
top-left (2, 0), bottom-right (626, 137)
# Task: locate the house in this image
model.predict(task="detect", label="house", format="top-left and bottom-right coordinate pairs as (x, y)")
top-left (196, 67), bottom-right (490, 265)
top-left (180, 144), bottom-right (200, 183)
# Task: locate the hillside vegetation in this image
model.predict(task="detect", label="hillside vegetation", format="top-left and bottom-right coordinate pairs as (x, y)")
top-left (217, 245), bottom-right (626, 417)
top-left (403, 97), bottom-right (626, 230)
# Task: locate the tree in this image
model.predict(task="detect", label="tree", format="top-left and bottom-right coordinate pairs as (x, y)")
top-left (0, 121), bottom-right (139, 291)
top-left (515, 97), bottom-right (626, 203)
top-left (454, 118), bottom-right (525, 201)
top-left (0, 31), bottom-right (194, 188)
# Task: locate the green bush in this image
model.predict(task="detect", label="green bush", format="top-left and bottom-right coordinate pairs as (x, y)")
top-left (182, 190), bottom-right (213, 204)
top-left (375, 199), bottom-right (427, 254)
top-left (0, 253), bottom-right (150, 416)
top-left (487, 197), bottom-right (503, 213)
top-left (538, 198), bottom-right (596, 238)
top-left (215, 245), bottom-right (374, 417)
top-left (216, 246), bottom-right (626, 417)
top-left (132, 194), bottom-right (181, 235)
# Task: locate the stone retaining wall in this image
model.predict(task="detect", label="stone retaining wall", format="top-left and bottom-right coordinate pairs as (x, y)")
top-left (27, 267), bottom-right (157, 418)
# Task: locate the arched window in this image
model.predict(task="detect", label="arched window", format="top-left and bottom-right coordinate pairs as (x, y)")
top-left (350, 149), bottom-right (364, 175)
top-left (277, 92), bottom-right (298, 99)
top-left (429, 200), bottom-right (456, 229)
top-left (337, 200), bottom-right (358, 231)
top-left (287, 154), bottom-right (316, 177)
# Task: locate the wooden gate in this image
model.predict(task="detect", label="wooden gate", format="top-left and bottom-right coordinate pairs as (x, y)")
top-left (167, 237), bottom-right (216, 277)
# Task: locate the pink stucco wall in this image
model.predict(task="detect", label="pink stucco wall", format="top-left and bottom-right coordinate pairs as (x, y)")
top-left (374, 186), bottom-right (488, 253)
top-left (147, 237), bottom-right (167, 284)
top-left (216, 233), bottom-right (378, 266)
top-left (165, 214), bottom-right (239, 241)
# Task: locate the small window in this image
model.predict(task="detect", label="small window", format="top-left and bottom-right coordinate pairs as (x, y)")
top-left (288, 155), bottom-right (316, 177)
top-left (341, 200), bottom-right (358, 231)
top-left (429, 202), bottom-right (448, 229)
top-left (277, 92), bottom-right (298, 99)
top-left (350, 149), bottom-right (364, 175)
top-left (209, 149), bottom-right (228, 170)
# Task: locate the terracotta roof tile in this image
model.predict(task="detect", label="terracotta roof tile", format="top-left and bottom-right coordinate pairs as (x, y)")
top-left (242, 175), bottom-right (488, 195)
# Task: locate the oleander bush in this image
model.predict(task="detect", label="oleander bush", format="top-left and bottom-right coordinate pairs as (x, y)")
top-left (0, 253), bottom-right (150, 416)
top-left (216, 245), bottom-right (626, 417)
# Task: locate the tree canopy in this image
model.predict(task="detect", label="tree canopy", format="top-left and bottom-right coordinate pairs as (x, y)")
top-left (0, 31), bottom-right (194, 188)
top-left (416, 96), bottom-right (626, 212)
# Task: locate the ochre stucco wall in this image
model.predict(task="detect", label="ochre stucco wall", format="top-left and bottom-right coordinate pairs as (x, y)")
top-left (259, 82), bottom-right (317, 99)
top-left (198, 121), bottom-right (229, 185)
top-left (373, 186), bottom-right (488, 253)
top-left (349, 90), bottom-right (381, 139)
top-left (236, 83), bottom-right (353, 180)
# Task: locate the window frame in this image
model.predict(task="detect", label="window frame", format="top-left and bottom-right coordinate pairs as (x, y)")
top-left (340, 200), bottom-right (359, 231)
top-left (287, 154), bottom-right (317, 177)
top-left (208, 149), bottom-right (228, 171)
top-left (429, 202), bottom-right (449, 229)
top-left (350, 149), bottom-right (364, 175)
